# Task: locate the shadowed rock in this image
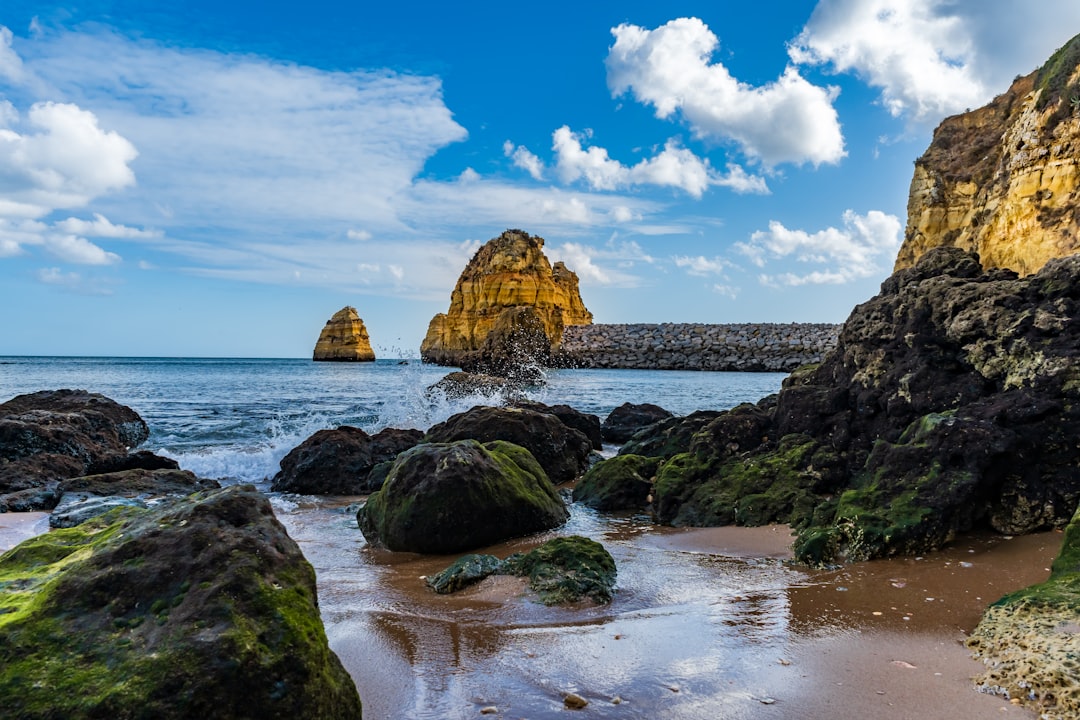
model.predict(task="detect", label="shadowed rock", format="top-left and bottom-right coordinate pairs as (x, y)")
top-left (600, 402), bottom-right (674, 444)
top-left (271, 426), bottom-right (423, 495)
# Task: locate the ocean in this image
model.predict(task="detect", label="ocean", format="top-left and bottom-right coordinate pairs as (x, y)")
top-left (0, 356), bottom-right (786, 485)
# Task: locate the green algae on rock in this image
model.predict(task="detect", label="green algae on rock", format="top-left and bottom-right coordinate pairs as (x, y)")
top-left (425, 553), bottom-right (503, 594)
top-left (358, 439), bottom-right (568, 554)
top-left (0, 484), bottom-right (362, 720)
top-left (967, 503), bottom-right (1080, 719)
top-left (502, 535), bottom-right (617, 605)
top-left (572, 454), bottom-right (660, 511)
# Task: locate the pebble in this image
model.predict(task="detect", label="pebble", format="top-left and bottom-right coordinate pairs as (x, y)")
top-left (563, 693), bottom-right (588, 710)
top-left (480, 706), bottom-right (498, 715)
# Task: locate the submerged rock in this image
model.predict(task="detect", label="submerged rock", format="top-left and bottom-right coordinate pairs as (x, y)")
top-left (968, 503), bottom-right (1080, 718)
top-left (425, 553), bottom-right (503, 594)
top-left (601, 402), bottom-right (674, 443)
top-left (312, 305), bottom-right (376, 362)
top-left (357, 439), bottom-right (568, 553)
top-left (425, 405), bottom-right (593, 484)
top-left (0, 485), bottom-right (363, 719)
top-left (271, 425), bottom-right (423, 495)
top-left (503, 535), bottom-right (617, 605)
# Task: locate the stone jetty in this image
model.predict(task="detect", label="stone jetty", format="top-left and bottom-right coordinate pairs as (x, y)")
top-left (559, 322), bottom-right (840, 372)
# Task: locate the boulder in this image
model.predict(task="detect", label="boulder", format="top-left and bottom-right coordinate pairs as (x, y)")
top-left (460, 306), bottom-right (551, 383)
top-left (424, 405), bottom-right (593, 484)
top-left (420, 229), bottom-right (592, 367)
top-left (0, 390), bottom-right (151, 509)
top-left (425, 553), bottom-right (503, 594)
top-left (652, 248), bottom-right (1080, 564)
top-left (896, 33), bottom-right (1080, 276)
top-left (511, 400), bottom-right (603, 450)
top-left (357, 439), bottom-right (568, 553)
top-left (427, 371), bottom-right (519, 401)
top-left (502, 535), bottom-right (617, 605)
top-left (0, 485), bottom-right (363, 719)
top-left (600, 402), bottom-right (674, 443)
top-left (271, 426), bottom-right (423, 495)
top-left (572, 455), bottom-right (661, 511)
top-left (312, 306), bottom-right (375, 362)
top-left (50, 468), bottom-right (221, 528)
top-left (618, 410), bottom-right (723, 458)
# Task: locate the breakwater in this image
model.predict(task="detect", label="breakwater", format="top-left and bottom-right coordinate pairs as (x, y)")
top-left (559, 323), bottom-right (840, 372)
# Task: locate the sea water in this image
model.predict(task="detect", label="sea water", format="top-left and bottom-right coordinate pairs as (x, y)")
top-left (0, 356), bottom-right (785, 484)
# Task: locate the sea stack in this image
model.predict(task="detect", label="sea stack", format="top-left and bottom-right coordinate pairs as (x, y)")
top-left (313, 306), bottom-right (375, 362)
top-left (896, 32), bottom-right (1080, 275)
top-left (420, 229), bottom-right (592, 367)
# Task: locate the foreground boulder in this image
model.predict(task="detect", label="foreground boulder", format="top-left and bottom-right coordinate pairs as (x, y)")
top-left (271, 426), bottom-right (423, 494)
top-left (358, 440), bottom-right (568, 553)
top-left (0, 390), bottom-right (155, 510)
top-left (968, 502), bottom-right (1080, 718)
top-left (0, 485), bottom-right (363, 719)
top-left (425, 405), bottom-right (593, 484)
top-left (426, 535), bottom-right (617, 604)
top-left (649, 248), bottom-right (1080, 563)
top-left (601, 402), bottom-right (674, 443)
top-left (51, 467), bottom-right (220, 528)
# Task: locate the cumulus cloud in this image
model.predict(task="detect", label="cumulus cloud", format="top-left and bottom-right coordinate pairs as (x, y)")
top-left (0, 101), bottom-right (137, 219)
top-left (606, 17), bottom-right (845, 167)
top-left (552, 126), bottom-right (767, 197)
top-left (673, 255), bottom-right (728, 276)
top-left (504, 140), bottom-right (544, 180)
top-left (737, 209), bottom-right (901, 285)
top-left (54, 213), bottom-right (159, 238)
top-left (548, 238), bottom-right (652, 287)
top-left (790, 0), bottom-right (986, 120)
top-left (44, 234), bottom-right (121, 265)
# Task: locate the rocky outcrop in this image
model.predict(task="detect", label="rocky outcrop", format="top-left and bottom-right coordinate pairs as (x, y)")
top-left (425, 405), bottom-right (594, 484)
top-left (896, 34), bottom-right (1080, 275)
top-left (0, 485), bottom-right (363, 719)
top-left (590, 248), bottom-right (1080, 564)
top-left (601, 402), bottom-right (674, 443)
top-left (271, 426), bottom-right (423, 495)
top-left (420, 229), bottom-right (592, 368)
top-left (313, 306), bottom-right (375, 362)
top-left (572, 454), bottom-right (660, 511)
top-left (357, 439), bottom-right (569, 553)
top-left (0, 390), bottom-right (156, 510)
top-left (51, 468), bottom-right (220, 528)
top-left (967, 502), bottom-right (1080, 718)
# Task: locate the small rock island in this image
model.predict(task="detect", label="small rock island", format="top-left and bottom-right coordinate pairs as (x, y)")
top-left (313, 306), bottom-right (375, 362)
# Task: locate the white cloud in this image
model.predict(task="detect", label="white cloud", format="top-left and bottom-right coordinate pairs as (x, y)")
top-left (37, 266), bottom-right (112, 295)
top-left (0, 26), bottom-right (24, 83)
top-left (54, 213), bottom-right (159, 238)
top-left (552, 126), bottom-right (767, 197)
top-left (606, 18), bottom-right (845, 167)
top-left (673, 255), bottom-right (728, 275)
top-left (504, 140), bottom-right (544, 180)
top-left (388, 264), bottom-right (405, 280)
top-left (790, 0), bottom-right (986, 120)
top-left (712, 284), bottom-right (738, 299)
top-left (0, 101), bottom-right (137, 219)
top-left (738, 209), bottom-right (901, 285)
top-left (347, 229), bottom-right (373, 241)
top-left (44, 234), bottom-right (121, 265)
top-left (610, 205), bottom-right (636, 223)
top-left (548, 238), bottom-right (652, 287)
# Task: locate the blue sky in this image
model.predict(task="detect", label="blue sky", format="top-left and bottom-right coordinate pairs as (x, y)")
top-left (1, 1), bottom-right (1078, 358)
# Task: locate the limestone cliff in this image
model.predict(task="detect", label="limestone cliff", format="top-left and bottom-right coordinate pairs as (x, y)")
top-left (420, 229), bottom-right (592, 366)
top-left (896, 34), bottom-right (1080, 274)
top-left (313, 306), bottom-right (375, 362)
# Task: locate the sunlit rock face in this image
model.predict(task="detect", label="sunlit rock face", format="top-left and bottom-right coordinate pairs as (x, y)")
top-left (897, 34), bottom-right (1080, 275)
top-left (420, 229), bottom-right (592, 367)
top-left (313, 306), bottom-right (375, 362)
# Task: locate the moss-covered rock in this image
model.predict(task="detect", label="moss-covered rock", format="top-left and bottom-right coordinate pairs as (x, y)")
top-left (967, 502), bottom-right (1080, 718)
top-left (572, 454), bottom-right (660, 511)
top-left (617, 410), bottom-right (722, 459)
top-left (357, 439), bottom-right (568, 553)
top-left (0, 484), bottom-right (362, 719)
top-left (502, 536), bottom-right (616, 605)
top-left (425, 554), bottom-right (503, 594)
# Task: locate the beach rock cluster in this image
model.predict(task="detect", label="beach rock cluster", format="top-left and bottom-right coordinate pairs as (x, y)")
top-left (582, 247), bottom-right (1080, 564)
top-left (270, 425), bottom-right (423, 494)
top-left (560, 322), bottom-right (839, 372)
top-left (312, 305), bottom-right (376, 362)
top-left (896, 33), bottom-right (1080, 275)
top-left (0, 484), bottom-right (362, 719)
top-left (420, 229), bottom-right (592, 369)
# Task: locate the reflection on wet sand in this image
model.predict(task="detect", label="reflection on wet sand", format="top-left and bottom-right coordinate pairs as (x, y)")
top-left (274, 497), bottom-right (1049, 720)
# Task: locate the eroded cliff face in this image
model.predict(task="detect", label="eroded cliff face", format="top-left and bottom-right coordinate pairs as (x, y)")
top-left (897, 35), bottom-right (1080, 274)
top-left (313, 306), bottom-right (375, 362)
top-left (421, 229), bottom-right (592, 366)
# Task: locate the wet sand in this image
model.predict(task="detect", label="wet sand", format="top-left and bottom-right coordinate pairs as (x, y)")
top-left (0, 512), bottom-right (50, 553)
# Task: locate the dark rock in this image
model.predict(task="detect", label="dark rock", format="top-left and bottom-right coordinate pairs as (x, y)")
top-left (653, 248), bottom-right (1080, 564)
top-left (502, 535), bottom-right (616, 604)
top-left (357, 439), bottom-right (568, 553)
top-left (426, 554), bottom-right (503, 594)
top-left (427, 371), bottom-right (518, 400)
top-left (0, 390), bottom-right (151, 509)
top-left (85, 450), bottom-right (180, 475)
top-left (462, 306), bottom-right (552, 383)
top-left (425, 405), bottom-right (593, 484)
top-left (601, 402), bottom-right (674, 443)
top-left (0, 485), bottom-right (363, 719)
top-left (618, 410), bottom-right (723, 458)
top-left (511, 400), bottom-right (603, 450)
top-left (271, 426), bottom-right (423, 495)
top-left (50, 468), bottom-right (221, 528)
top-left (572, 455), bottom-right (660, 511)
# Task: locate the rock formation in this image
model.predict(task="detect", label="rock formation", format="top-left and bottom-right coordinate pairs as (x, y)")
top-left (420, 229), bottom-right (592, 368)
top-left (896, 33), bottom-right (1080, 274)
top-left (271, 426), bottom-right (423, 495)
top-left (0, 485), bottom-right (363, 719)
top-left (585, 248), bottom-right (1080, 565)
top-left (313, 306), bottom-right (375, 362)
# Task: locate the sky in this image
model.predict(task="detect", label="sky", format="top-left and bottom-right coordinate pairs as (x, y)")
top-left (1, 1), bottom-right (1079, 358)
